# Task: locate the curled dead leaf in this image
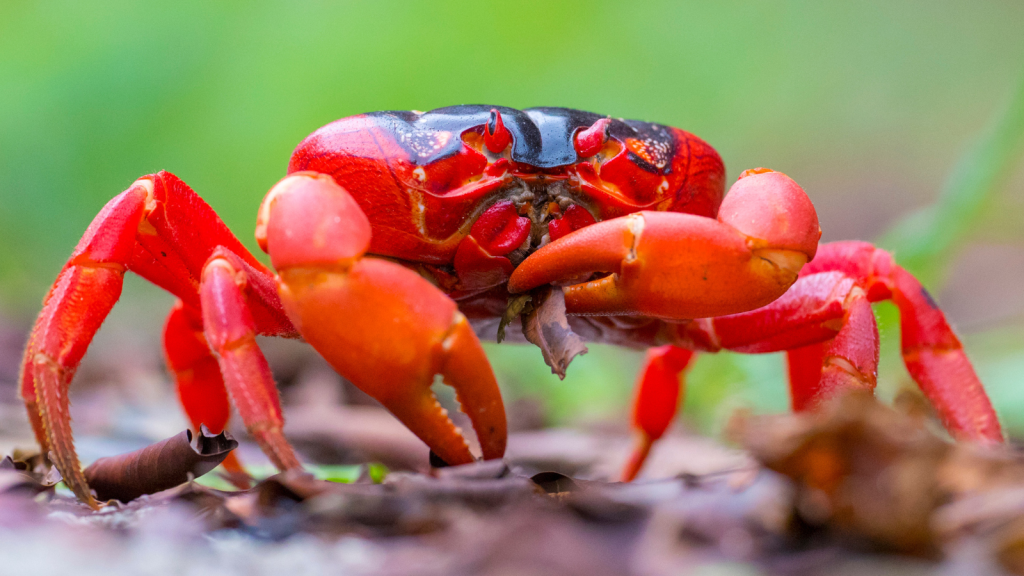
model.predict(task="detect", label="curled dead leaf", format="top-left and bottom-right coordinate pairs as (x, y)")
top-left (521, 287), bottom-right (588, 378)
top-left (83, 426), bottom-right (238, 503)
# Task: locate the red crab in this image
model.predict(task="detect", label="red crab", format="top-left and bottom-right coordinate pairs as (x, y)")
top-left (19, 106), bottom-right (1002, 507)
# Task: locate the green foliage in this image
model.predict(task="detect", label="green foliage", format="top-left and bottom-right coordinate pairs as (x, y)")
top-left (367, 462), bottom-right (389, 485)
top-left (879, 74), bottom-right (1024, 287)
top-left (192, 463), bottom-right (384, 491)
top-left (310, 464), bottom-right (364, 484)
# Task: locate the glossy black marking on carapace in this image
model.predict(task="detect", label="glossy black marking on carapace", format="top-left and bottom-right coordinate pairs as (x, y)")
top-left (367, 105), bottom-right (679, 171)
top-left (621, 120), bottom-right (677, 174)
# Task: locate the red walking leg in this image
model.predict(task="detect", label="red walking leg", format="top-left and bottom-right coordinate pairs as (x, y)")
top-left (199, 253), bottom-right (300, 471)
top-left (811, 291), bottom-right (879, 402)
top-left (18, 183), bottom-right (149, 506)
top-left (19, 172), bottom-right (295, 506)
top-left (776, 287), bottom-right (880, 410)
top-left (799, 241), bottom-right (1002, 442)
top-left (164, 300), bottom-right (250, 482)
top-left (888, 263), bottom-right (1001, 441)
top-left (672, 242), bottom-right (1002, 443)
top-left (164, 301), bottom-right (231, 434)
top-left (786, 342), bottom-right (826, 412)
top-left (622, 345), bottom-right (695, 481)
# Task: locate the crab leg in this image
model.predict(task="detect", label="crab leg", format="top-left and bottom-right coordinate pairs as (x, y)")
top-left (622, 345), bottom-right (695, 481)
top-left (199, 252), bottom-right (301, 470)
top-left (164, 301), bottom-right (231, 437)
top-left (163, 300), bottom-right (248, 481)
top-left (18, 184), bottom-right (149, 506)
top-left (257, 173), bottom-right (507, 465)
top-left (785, 342), bottom-right (827, 412)
top-left (18, 172), bottom-right (295, 506)
top-left (804, 241), bottom-right (1003, 442)
top-left (674, 244), bottom-right (1002, 442)
top-left (508, 170), bottom-right (822, 320)
top-left (814, 293), bottom-right (880, 398)
top-left (624, 286), bottom-right (882, 480)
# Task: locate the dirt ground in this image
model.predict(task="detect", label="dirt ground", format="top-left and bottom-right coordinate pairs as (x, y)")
top-left (3, 314), bottom-right (1024, 576)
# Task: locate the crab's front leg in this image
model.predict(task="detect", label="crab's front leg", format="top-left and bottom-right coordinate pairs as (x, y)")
top-left (256, 173), bottom-right (507, 465)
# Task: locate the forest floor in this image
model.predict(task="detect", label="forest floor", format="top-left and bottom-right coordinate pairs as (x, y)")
top-left (2, 317), bottom-right (1024, 576)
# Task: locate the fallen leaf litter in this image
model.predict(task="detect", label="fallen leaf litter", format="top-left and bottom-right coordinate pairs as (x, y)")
top-left (4, 393), bottom-right (1024, 575)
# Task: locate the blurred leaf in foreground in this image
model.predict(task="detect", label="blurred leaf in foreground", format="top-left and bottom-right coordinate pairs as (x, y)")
top-left (732, 391), bottom-right (1024, 558)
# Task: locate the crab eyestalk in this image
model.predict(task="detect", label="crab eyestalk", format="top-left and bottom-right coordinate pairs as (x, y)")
top-left (484, 108), bottom-right (512, 153)
top-left (573, 118), bottom-right (612, 158)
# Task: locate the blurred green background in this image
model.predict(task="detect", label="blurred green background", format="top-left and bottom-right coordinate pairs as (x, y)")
top-left (1, 1), bottom-right (1023, 437)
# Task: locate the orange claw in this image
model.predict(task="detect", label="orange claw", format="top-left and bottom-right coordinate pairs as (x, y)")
top-left (260, 174), bottom-right (507, 465)
top-left (508, 171), bottom-right (821, 320)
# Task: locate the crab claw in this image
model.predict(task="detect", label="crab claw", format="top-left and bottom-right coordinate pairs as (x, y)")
top-left (508, 170), bottom-right (821, 319)
top-left (261, 173), bottom-right (507, 465)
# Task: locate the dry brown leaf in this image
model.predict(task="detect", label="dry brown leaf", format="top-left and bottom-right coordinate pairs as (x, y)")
top-left (83, 426), bottom-right (237, 503)
top-left (522, 287), bottom-right (588, 378)
top-left (730, 391), bottom-right (1024, 556)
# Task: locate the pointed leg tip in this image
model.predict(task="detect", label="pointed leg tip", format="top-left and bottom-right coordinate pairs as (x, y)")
top-left (620, 462), bottom-right (642, 483)
top-left (252, 427), bottom-right (302, 471)
top-left (59, 462), bottom-right (98, 509)
top-left (620, 434), bottom-right (654, 483)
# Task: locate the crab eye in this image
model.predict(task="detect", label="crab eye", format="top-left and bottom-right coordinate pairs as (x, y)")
top-left (625, 136), bottom-right (672, 172)
top-left (573, 118), bottom-right (612, 158)
top-left (484, 109), bottom-right (512, 153)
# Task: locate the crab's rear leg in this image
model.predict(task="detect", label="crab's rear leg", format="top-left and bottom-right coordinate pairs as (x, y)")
top-left (257, 173), bottom-right (507, 465)
top-left (683, 250), bottom-right (1003, 441)
top-left (164, 302), bottom-right (231, 438)
top-left (801, 241), bottom-right (1003, 441)
top-left (162, 295), bottom-right (275, 483)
